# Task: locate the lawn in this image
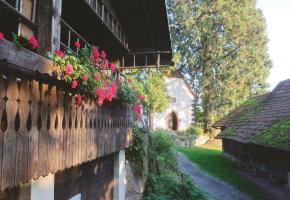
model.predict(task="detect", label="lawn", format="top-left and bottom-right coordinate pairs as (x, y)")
top-left (176, 145), bottom-right (267, 200)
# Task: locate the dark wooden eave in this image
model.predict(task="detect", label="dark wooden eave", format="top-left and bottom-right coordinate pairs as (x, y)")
top-left (113, 0), bottom-right (173, 67)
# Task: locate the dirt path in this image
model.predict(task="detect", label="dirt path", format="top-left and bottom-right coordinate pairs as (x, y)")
top-left (178, 153), bottom-right (251, 200)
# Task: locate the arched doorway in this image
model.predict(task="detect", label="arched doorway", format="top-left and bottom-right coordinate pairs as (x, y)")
top-left (168, 111), bottom-right (178, 131)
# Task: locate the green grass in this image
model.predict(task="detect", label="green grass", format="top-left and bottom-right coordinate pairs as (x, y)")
top-left (176, 146), bottom-right (266, 200)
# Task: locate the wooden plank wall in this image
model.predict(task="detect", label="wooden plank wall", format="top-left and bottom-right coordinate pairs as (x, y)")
top-left (0, 71), bottom-right (133, 191)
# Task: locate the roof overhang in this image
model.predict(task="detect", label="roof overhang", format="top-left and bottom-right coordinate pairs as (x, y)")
top-left (113, 0), bottom-right (173, 67)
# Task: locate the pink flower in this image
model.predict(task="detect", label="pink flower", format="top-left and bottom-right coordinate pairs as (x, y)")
top-left (65, 64), bottom-right (74, 76)
top-left (75, 94), bottom-right (82, 106)
top-left (28, 35), bottom-right (38, 49)
top-left (96, 87), bottom-right (105, 106)
top-left (82, 75), bottom-right (88, 81)
top-left (74, 40), bottom-right (81, 49)
top-left (132, 103), bottom-right (141, 119)
top-left (54, 50), bottom-right (65, 58)
top-left (103, 59), bottom-right (109, 70)
top-left (110, 63), bottom-right (116, 72)
top-left (105, 83), bottom-right (117, 101)
top-left (103, 80), bottom-right (108, 88)
top-left (137, 94), bottom-right (144, 102)
top-left (71, 80), bottom-right (78, 89)
top-left (128, 79), bottom-right (132, 84)
top-left (92, 46), bottom-right (100, 59)
top-left (94, 74), bottom-right (100, 81)
top-left (0, 32), bottom-right (4, 40)
top-left (101, 50), bottom-right (107, 58)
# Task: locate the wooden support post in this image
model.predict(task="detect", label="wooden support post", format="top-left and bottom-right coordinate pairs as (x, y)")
top-left (36, 0), bottom-right (62, 55)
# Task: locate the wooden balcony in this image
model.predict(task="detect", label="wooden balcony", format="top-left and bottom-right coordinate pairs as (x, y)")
top-left (0, 39), bottom-right (133, 191)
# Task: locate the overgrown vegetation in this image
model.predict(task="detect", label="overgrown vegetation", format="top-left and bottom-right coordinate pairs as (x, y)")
top-left (177, 147), bottom-right (267, 200)
top-left (251, 118), bottom-right (290, 150)
top-left (143, 131), bottom-right (207, 200)
top-left (126, 127), bottom-right (148, 176)
top-left (186, 125), bottom-right (204, 136)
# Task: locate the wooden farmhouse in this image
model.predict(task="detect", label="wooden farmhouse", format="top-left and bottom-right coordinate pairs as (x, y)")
top-left (0, 0), bottom-right (172, 199)
top-left (213, 79), bottom-right (290, 185)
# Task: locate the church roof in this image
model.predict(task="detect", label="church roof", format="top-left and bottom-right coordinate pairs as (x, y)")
top-left (167, 70), bottom-right (196, 98)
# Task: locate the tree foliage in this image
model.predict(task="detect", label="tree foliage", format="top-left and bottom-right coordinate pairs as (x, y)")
top-left (130, 70), bottom-right (170, 129)
top-left (167, 0), bottom-right (271, 131)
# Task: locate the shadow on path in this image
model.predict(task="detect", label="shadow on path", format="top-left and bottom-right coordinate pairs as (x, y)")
top-left (178, 153), bottom-right (251, 200)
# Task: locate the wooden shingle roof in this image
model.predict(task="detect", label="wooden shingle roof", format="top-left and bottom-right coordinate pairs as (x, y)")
top-left (213, 79), bottom-right (290, 151)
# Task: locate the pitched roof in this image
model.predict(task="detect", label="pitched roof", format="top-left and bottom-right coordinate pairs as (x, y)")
top-left (213, 78), bottom-right (290, 151)
top-left (168, 70), bottom-right (197, 98)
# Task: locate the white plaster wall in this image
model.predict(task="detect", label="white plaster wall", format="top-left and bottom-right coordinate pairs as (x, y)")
top-left (31, 173), bottom-right (54, 200)
top-left (153, 77), bottom-right (194, 131)
top-left (114, 150), bottom-right (126, 200)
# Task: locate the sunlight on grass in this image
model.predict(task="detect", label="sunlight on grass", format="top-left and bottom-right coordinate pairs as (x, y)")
top-left (176, 146), bottom-right (266, 200)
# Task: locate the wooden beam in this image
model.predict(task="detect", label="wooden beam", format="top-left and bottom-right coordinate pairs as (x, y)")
top-left (36, 0), bottom-right (62, 55)
top-left (117, 65), bottom-right (171, 70)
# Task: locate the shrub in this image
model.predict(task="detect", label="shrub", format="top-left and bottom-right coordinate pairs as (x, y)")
top-left (143, 130), bottom-right (207, 200)
top-left (186, 125), bottom-right (204, 136)
top-left (148, 131), bottom-right (177, 171)
top-left (143, 170), bottom-right (206, 200)
top-left (126, 126), bottom-right (148, 176)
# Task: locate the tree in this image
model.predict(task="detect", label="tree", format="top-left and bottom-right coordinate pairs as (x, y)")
top-left (167, 0), bottom-right (271, 132)
top-left (130, 70), bottom-right (169, 130)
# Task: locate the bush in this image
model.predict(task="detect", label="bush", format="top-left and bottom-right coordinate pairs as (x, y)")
top-left (143, 131), bottom-right (207, 200)
top-left (186, 125), bottom-right (204, 136)
top-left (148, 131), bottom-right (177, 172)
top-left (126, 126), bottom-right (148, 176)
top-left (143, 170), bottom-right (205, 200)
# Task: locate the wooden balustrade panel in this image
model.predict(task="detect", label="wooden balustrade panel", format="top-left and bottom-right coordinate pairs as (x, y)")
top-left (0, 72), bottom-right (133, 191)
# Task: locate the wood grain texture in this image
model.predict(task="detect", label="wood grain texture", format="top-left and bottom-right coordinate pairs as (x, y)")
top-left (2, 76), bottom-right (18, 189)
top-left (0, 74), bottom-right (132, 191)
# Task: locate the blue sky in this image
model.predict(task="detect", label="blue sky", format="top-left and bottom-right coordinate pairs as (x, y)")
top-left (256, 0), bottom-right (290, 89)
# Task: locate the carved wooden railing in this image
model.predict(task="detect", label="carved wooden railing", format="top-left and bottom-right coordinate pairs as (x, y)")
top-left (0, 39), bottom-right (133, 191)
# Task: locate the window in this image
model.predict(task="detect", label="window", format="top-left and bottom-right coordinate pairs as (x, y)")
top-left (0, 0), bottom-right (37, 40)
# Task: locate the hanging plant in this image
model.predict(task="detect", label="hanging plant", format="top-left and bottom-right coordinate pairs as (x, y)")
top-left (12, 33), bottom-right (38, 50)
top-left (47, 44), bottom-right (143, 120)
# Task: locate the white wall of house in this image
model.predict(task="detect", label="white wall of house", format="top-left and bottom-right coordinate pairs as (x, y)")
top-left (153, 77), bottom-right (195, 131)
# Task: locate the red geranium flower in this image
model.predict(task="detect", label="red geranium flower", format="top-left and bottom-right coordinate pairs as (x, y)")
top-left (75, 94), bottom-right (82, 106)
top-left (96, 87), bottom-right (105, 106)
top-left (82, 75), bottom-right (88, 81)
top-left (110, 63), bottom-right (116, 72)
top-left (92, 46), bottom-right (100, 59)
top-left (54, 50), bottom-right (65, 58)
top-left (28, 35), bottom-right (38, 49)
top-left (74, 40), bottom-right (81, 49)
top-left (132, 103), bottom-right (141, 119)
top-left (0, 32), bottom-right (4, 40)
top-left (103, 59), bottom-right (109, 70)
top-left (65, 64), bottom-right (74, 76)
top-left (137, 94), bottom-right (145, 102)
top-left (71, 80), bottom-right (78, 89)
top-left (101, 50), bottom-right (107, 58)
top-left (105, 83), bottom-right (117, 101)
top-left (94, 74), bottom-right (100, 81)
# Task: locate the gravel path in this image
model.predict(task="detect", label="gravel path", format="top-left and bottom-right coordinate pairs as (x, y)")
top-left (178, 153), bottom-right (251, 200)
